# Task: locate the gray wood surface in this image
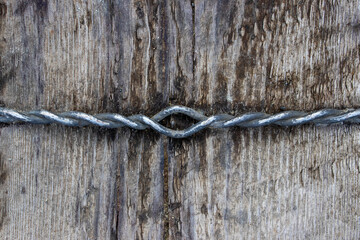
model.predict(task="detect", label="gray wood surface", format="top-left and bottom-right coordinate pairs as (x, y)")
top-left (0, 0), bottom-right (360, 239)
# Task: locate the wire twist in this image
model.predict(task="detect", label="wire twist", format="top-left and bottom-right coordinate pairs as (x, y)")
top-left (0, 106), bottom-right (359, 138)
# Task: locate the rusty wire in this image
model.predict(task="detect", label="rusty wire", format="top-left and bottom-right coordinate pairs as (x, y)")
top-left (0, 106), bottom-right (359, 138)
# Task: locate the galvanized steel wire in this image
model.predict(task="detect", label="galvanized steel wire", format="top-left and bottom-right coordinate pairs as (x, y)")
top-left (0, 106), bottom-right (359, 138)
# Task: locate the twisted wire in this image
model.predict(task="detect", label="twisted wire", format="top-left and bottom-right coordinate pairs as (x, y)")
top-left (0, 106), bottom-right (359, 138)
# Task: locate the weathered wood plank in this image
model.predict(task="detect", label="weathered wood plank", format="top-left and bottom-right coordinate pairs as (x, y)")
top-left (0, 0), bottom-right (166, 239)
top-left (167, 0), bottom-right (360, 239)
top-left (0, 0), bottom-right (360, 239)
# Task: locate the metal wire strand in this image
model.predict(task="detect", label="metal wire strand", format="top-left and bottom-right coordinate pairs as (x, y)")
top-left (0, 106), bottom-right (358, 138)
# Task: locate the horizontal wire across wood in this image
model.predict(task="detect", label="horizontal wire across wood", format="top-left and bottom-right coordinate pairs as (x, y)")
top-left (0, 106), bottom-right (359, 138)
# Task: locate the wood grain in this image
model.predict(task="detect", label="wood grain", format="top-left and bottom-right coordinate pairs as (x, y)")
top-left (0, 0), bottom-right (166, 239)
top-left (167, 126), bottom-right (360, 239)
top-left (0, 0), bottom-right (359, 239)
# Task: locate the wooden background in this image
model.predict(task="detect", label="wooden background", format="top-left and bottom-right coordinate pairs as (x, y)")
top-left (0, 0), bottom-right (360, 239)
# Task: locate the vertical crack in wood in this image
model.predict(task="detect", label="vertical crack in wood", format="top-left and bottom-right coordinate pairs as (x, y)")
top-left (163, 137), bottom-right (169, 240)
top-left (159, 0), bottom-right (169, 104)
top-left (191, 0), bottom-right (196, 84)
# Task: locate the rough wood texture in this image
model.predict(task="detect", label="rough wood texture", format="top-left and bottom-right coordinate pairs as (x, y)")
top-left (0, 0), bottom-right (360, 239)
